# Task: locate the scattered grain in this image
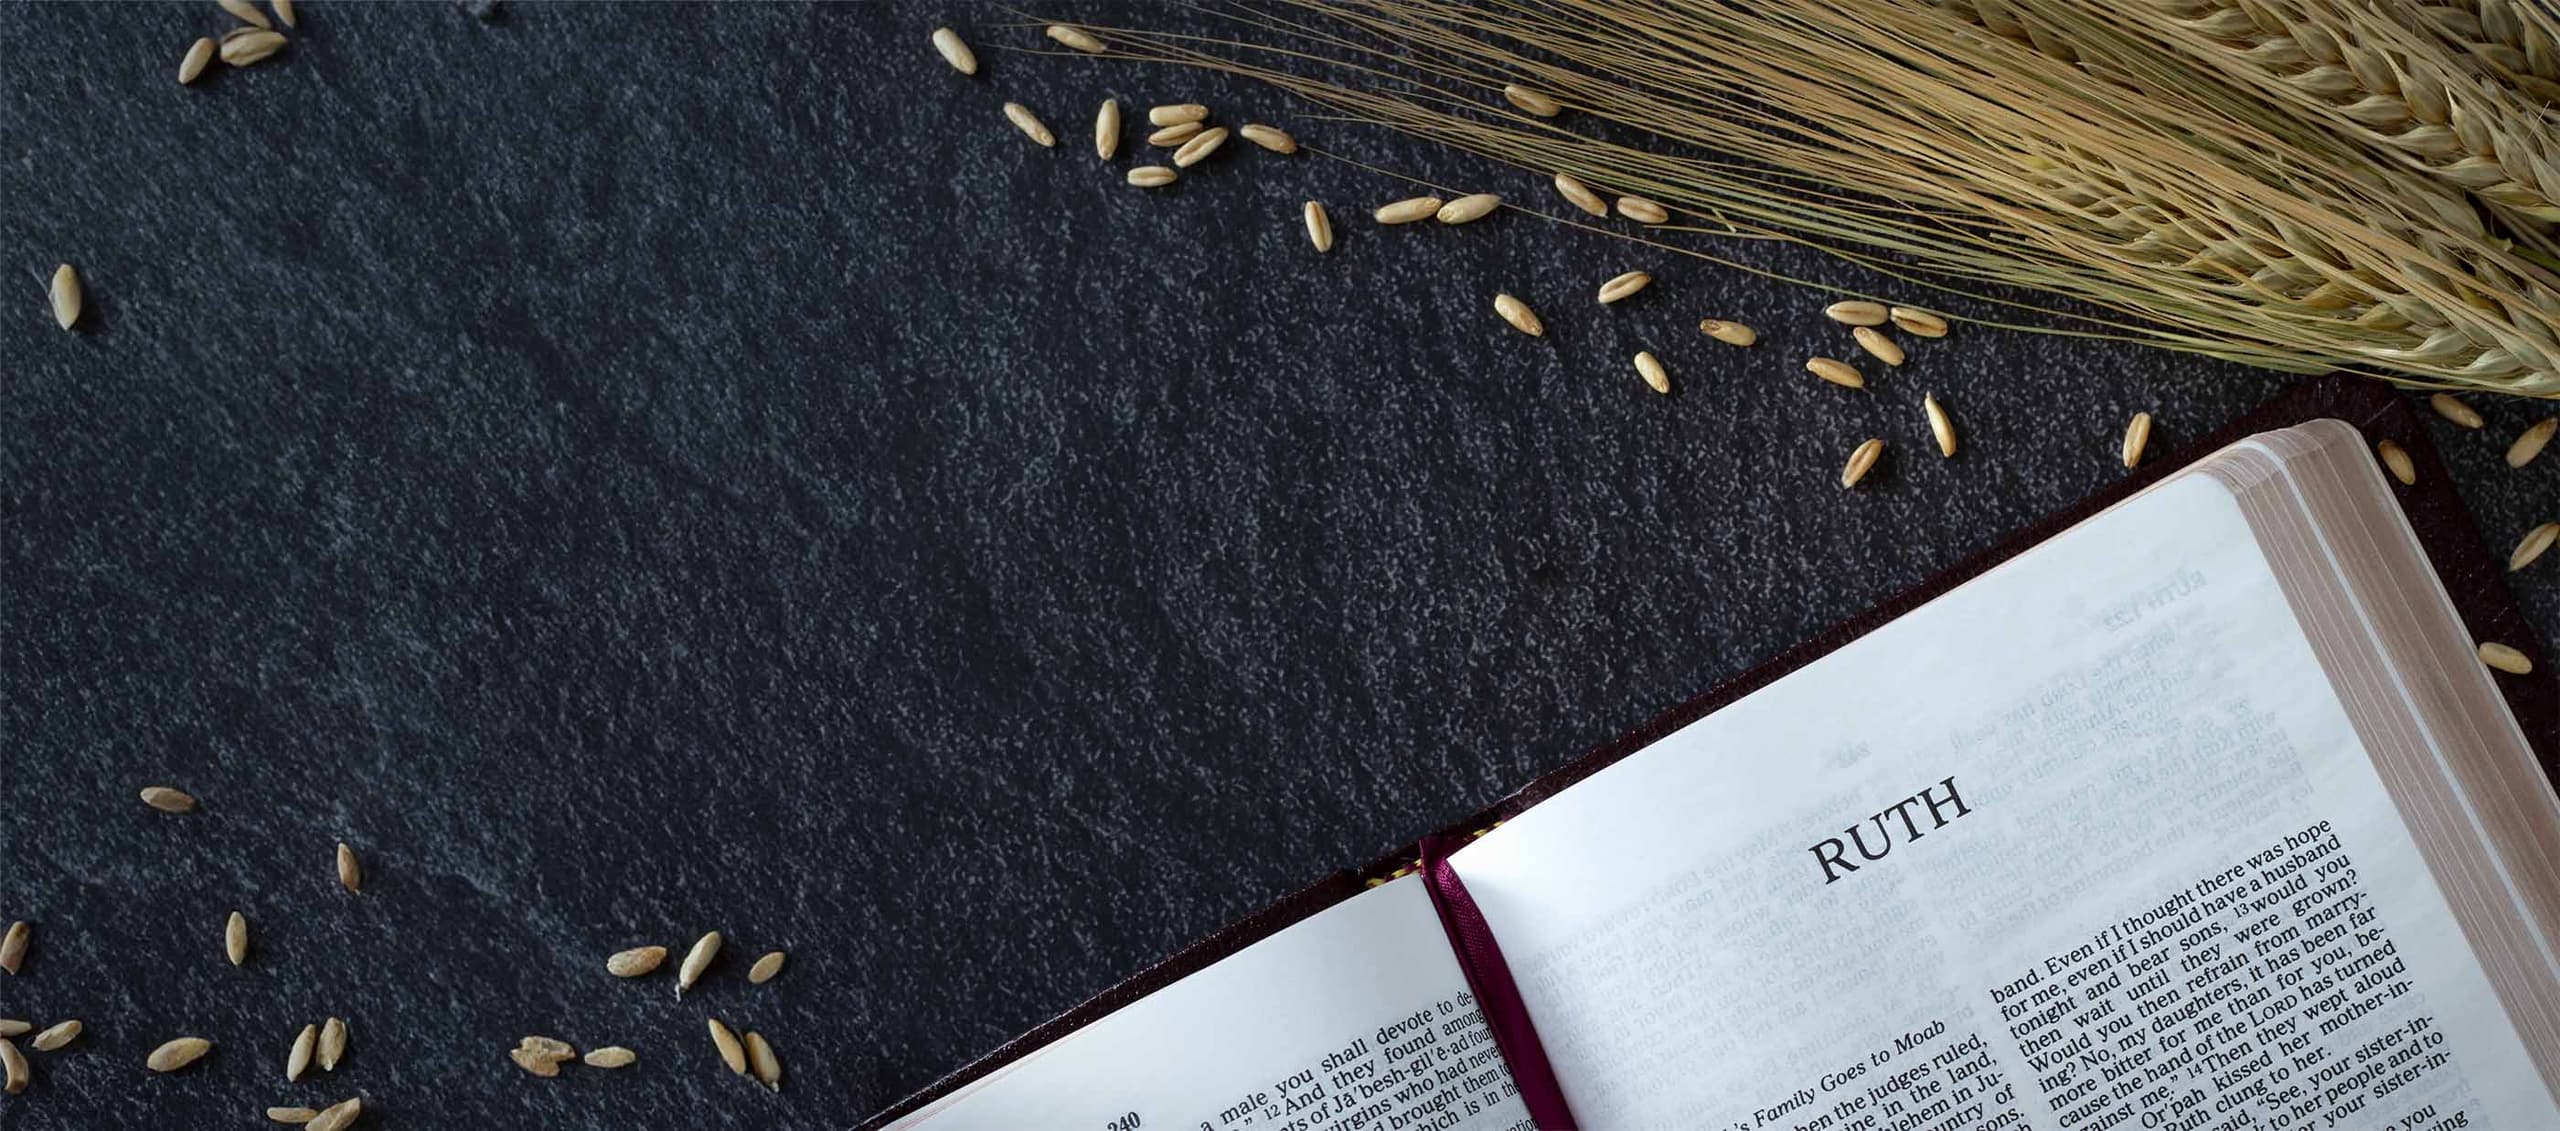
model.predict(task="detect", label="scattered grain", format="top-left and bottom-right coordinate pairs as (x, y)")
top-left (1, 922), bottom-right (27, 975)
top-left (1698, 318), bottom-right (1757, 347)
top-left (1889, 307), bottom-right (1949, 337)
top-left (677, 931), bottom-right (721, 999)
top-left (318, 1017), bottom-right (346, 1070)
top-left (267, 1108), bottom-right (320, 1125)
top-left (50, 265), bottom-right (81, 331)
top-left (2122, 412), bottom-right (2154, 469)
top-left (1093, 98), bottom-right (1119, 160)
top-left (287, 1023), bottom-right (316, 1082)
top-left (1172, 126), bottom-right (1229, 168)
top-left (227, 911), bottom-right (250, 966)
top-left (2512, 522), bottom-right (2558, 572)
top-left (0, 1021), bottom-right (26, 1037)
top-left (1045, 25), bottom-right (1104, 53)
top-left (708, 1018), bottom-right (747, 1075)
top-left (181, 38), bottom-right (217, 84)
top-left (931, 28), bottom-right (977, 76)
top-left (336, 843), bottom-right (361, 893)
top-left (1615, 195), bottom-right (1668, 224)
top-left (1492, 293), bottom-right (1543, 337)
top-left (1436, 193), bottom-right (1500, 224)
top-left (1126, 166), bottom-right (1178, 188)
top-left (1633, 351), bottom-right (1670, 395)
top-left (2430, 393), bottom-right (2484, 428)
top-left (2, 1040), bottom-right (22, 1096)
top-left (2479, 642), bottom-right (2534, 675)
top-left (583, 1046), bottom-right (636, 1069)
top-left (745, 1031), bottom-right (783, 1092)
top-left (1824, 300), bottom-right (1888, 326)
top-left (607, 946), bottom-right (668, 978)
top-left (1003, 102), bottom-right (1055, 148)
top-left (1238, 124), bottom-right (1296, 154)
top-left (220, 29), bottom-right (288, 67)
top-left (1552, 173), bottom-right (1607, 218)
top-left (142, 786), bottom-right (198, 812)
top-left (1841, 440), bottom-right (1885, 488)
top-left (1925, 395), bottom-right (1957, 458)
top-left (220, 0), bottom-right (272, 29)
top-left (1148, 103), bottom-right (1206, 127)
top-left (749, 951), bottom-right (786, 984)
top-left (307, 1097), bottom-right (362, 1131)
top-left (148, 1036), bottom-right (214, 1072)
top-left (1303, 201), bottom-right (1333, 253)
top-left (30, 1021), bottom-right (79, 1052)
top-left (2376, 439), bottom-right (2417, 485)
top-left (1851, 326), bottom-right (1904, 367)
top-left (1596, 271), bottom-right (1650, 304)
top-left (1145, 121), bottom-right (1201, 147)
top-left (1374, 196), bottom-right (1442, 225)
top-left (1804, 357), bottom-right (1865, 389)
top-left (273, 0), bottom-right (296, 28)
top-left (2508, 418), bottom-right (2556, 467)
top-left (1501, 84), bottom-right (1561, 117)
top-left (510, 1036), bottom-right (575, 1077)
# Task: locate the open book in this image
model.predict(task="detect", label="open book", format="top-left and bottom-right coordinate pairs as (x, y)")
top-left (864, 380), bottom-right (2558, 1131)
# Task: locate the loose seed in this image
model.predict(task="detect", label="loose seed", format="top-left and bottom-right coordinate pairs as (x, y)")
top-left (1125, 166), bottom-right (1178, 188)
top-left (1596, 271), bottom-right (1651, 304)
top-left (287, 1023), bottom-right (315, 1082)
top-left (220, 29), bottom-right (288, 67)
top-left (1374, 196), bottom-right (1443, 225)
top-left (30, 1021), bottom-right (79, 1052)
top-left (1852, 326), bottom-right (1905, 366)
top-left (2122, 412), bottom-right (2154, 469)
top-left (142, 786), bottom-right (198, 812)
top-left (607, 945), bottom-right (668, 978)
top-left (148, 1036), bottom-right (214, 1072)
top-left (2479, 642), bottom-right (2534, 674)
top-left (1925, 395), bottom-right (1957, 458)
top-left (1615, 195), bottom-right (1668, 224)
top-left (50, 265), bottom-right (81, 331)
top-left (749, 951), bottom-right (786, 984)
top-left (583, 1046), bottom-right (636, 1068)
top-left (745, 1031), bottom-right (783, 1092)
top-left (1824, 300), bottom-right (1889, 326)
top-left (220, 0), bottom-right (272, 29)
top-left (677, 930), bottom-right (722, 999)
top-left (2512, 522), bottom-right (2558, 572)
top-left (1147, 103), bottom-right (1206, 127)
top-left (307, 1097), bottom-right (362, 1131)
top-left (181, 37), bottom-right (217, 84)
top-left (1436, 193), bottom-right (1500, 224)
top-left (2, 1039), bottom-right (22, 1095)
top-left (1552, 173), bottom-right (1608, 218)
top-left (1501, 83), bottom-right (1561, 117)
top-left (1302, 202), bottom-right (1333, 253)
top-left (1633, 351), bottom-right (1670, 395)
top-left (1238, 124), bottom-right (1296, 154)
top-left (273, 0), bottom-right (295, 28)
top-left (318, 1017), bottom-right (347, 1071)
top-left (1003, 103), bottom-right (1055, 148)
top-left (1171, 126), bottom-right (1228, 168)
top-left (1145, 121), bottom-right (1201, 147)
top-left (227, 911), bottom-right (250, 966)
top-left (1492, 293), bottom-right (1543, 337)
top-left (2430, 393), bottom-right (2484, 428)
top-left (1698, 318), bottom-right (1757, 347)
top-left (1889, 306), bottom-right (1949, 337)
top-left (267, 1108), bottom-right (320, 1124)
top-left (336, 843), bottom-right (361, 893)
top-left (930, 28), bottom-right (977, 75)
top-left (1841, 439), bottom-right (1885, 488)
top-left (1805, 357), bottom-right (1865, 389)
top-left (2376, 439), bottom-right (2417, 485)
top-left (2508, 417), bottom-right (2556, 467)
top-left (510, 1036), bottom-right (575, 1077)
top-left (1045, 24), bottom-right (1104, 53)
top-left (1, 921), bottom-right (27, 974)
top-left (1093, 98), bottom-right (1119, 160)
top-left (708, 1018), bottom-right (747, 1075)
top-left (0, 1021), bottom-right (27, 1037)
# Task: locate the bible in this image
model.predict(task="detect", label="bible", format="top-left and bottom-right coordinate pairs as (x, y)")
top-left (861, 378), bottom-right (2558, 1131)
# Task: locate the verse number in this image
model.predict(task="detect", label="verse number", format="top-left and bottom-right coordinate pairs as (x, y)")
top-left (1103, 1113), bottom-right (1140, 1131)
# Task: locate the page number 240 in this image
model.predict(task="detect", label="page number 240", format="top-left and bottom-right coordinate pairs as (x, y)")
top-left (1103, 1114), bottom-right (1139, 1131)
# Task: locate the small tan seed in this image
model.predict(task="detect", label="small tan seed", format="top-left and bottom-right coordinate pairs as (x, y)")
top-left (50, 265), bottom-right (81, 331)
top-left (148, 1036), bottom-right (214, 1072)
top-left (708, 1018), bottom-right (747, 1075)
top-left (677, 931), bottom-right (722, 999)
top-left (318, 1017), bottom-right (347, 1071)
top-left (267, 1108), bottom-right (321, 1124)
top-left (1003, 102), bottom-right (1055, 148)
top-left (2511, 522), bottom-right (2558, 572)
top-left (30, 1021), bottom-right (79, 1052)
top-left (745, 1031), bottom-right (783, 1091)
top-left (1171, 126), bottom-right (1229, 168)
top-left (227, 911), bottom-right (250, 966)
top-left (1303, 202), bottom-right (1333, 253)
top-left (1615, 195), bottom-right (1668, 224)
top-left (273, 0), bottom-right (296, 28)
top-left (749, 951), bottom-right (786, 984)
top-left (336, 843), bottom-right (361, 893)
top-left (220, 0), bottom-right (272, 29)
top-left (1436, 193), bottom-right (1500, 224)
top-left (2122, 412), bottom-right (2154, 469)
top-left (1925, 395), bottom-right (1957, 458)
top-left (1238, 124), bottom-right (1296, 154)
top-left (1493, 293), bottom-right (1543, 337)
top-left (0, 1021), bottom-right (27, 1037)
top-left (1596, 271), bottom-right (1650, 304)
top-left (220, 29), bottom-right (288, 67)
top-left (2430, 392), bottom-right (2484, 428)
top-left (1824, 300), bottom-right (1889, 326)
top-left (1046, 24), bottom-right (1104, 53)
top-left (1852, 326), bottom-right (1905, 366)
top-left (1841, 439), bottom-right (1885, 488)
top-left (1889, 306), bottom-right (1949, 337)
top-left (584, 1046), bottom-right (636, 1069)
top-left (142, 786), bottom-right (198, 812)
top-left (1145, 121), bottom-right (1201, 147)
top-left (1374, 196), bottom-right (1443, 225)
top-left (1805, 357), bottom-right (1865, 389)
top-left (1552, 173), bottom-right (1608, 218)
top-left (1502, 83), bottom-right (1561, 117)
top-left (1126, 166), bottom-right (1178, 188)
top-left (1, 921), bottom-right (27, 974)
top-left (2507, 418), bottom-right (2556, 467)
top-left (1633, 351), bottom-right (1671, 395)
top-left (307, 1097), bottom-right (362, 1131)
top-left (510, 1036), bottom-right (574, 1077)
top-left (2479, 642), bottom-right (2534, 675)
top-left (607, 945), bottom-right (668, 978)
top-left (287, 1023), bottom-right (315, 1082)
top-left (2376, 439), bottom-right (2418, 485)
top-left (2, 1039), bottom-right (22, 1095)
top-left (1148, 104), bottom-right (1206, 127)
top-left (1698, 318), bottom-right (1757, 347)
top-left (1093, 98), bottom-right (1120, 160)
top-left (930, 28), bottom-right (978, 76)
top-left (181, 37), bottom-right (217, 84)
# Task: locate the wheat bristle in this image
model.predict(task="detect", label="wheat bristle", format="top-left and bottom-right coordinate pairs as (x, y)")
top-left (1805, 357), bottom-right (1865, 389)
top-left (1841, 439), bottom-right (1885, 488)
top-left (2507, 418), bottom-right (2556, 467)
top-left (930, 27), bottom-right (977, 75)
top-left (2511, 522), bottom-right (2558, 572)
top-left (2376, 439), bottom-right (2418, 485)
top-left (1493, 293), bottom-right (1544, 337)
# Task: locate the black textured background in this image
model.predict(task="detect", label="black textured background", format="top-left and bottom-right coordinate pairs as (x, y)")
top-left (4, 4), bottom-right (2554, 1128)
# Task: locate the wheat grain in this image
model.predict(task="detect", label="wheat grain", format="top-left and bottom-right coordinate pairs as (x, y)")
top-left (1842, 439), bottom-right (1886, 488)
top-left (1004, 103), bottom-right (1056, 148)
top-left (608, 946), bottom-right (668, 977)
top-left (227, 911), bottom-right (249, 966)
top-left (287, 1023), bottom-right (315, 1082)
top-left (318, 1017), bottom-right (346, 1070)
top-left (1436, 193), bottom-right (1501, 223)
top-left (708, 1018), bottom-right (747, 1075)
top-left (181, 38), bottom-right (217, 84)
top-left (148, 1037), bottom-right (213, 1072)
top-left (2478, 641), bottom-right (2534, 673)
top-left (141, 786), bottom-right (197, 812)
top-left (49, 265), bottom-right (80, 331)
top-left (1239, 124), bottom-right (1298, 153)
top-left (0, 1022), bottom-right (26, 1037)
top-left (2376, 438), bottom-right (2419, 484)
top-left (1552, 173), bottom-right (1609, 217)
top-left (1925, 395), bottom-right (1959, 457)
top-left (1146, 121), bottom-right (1201, 147)
top-left (1095, 99), bottom-right (1120, 159)
top-left (1149, 103), bottom-right (1207, 126)
top-left (1046, 25), bottom-right (1104, 53)
top-left (1375, 196), bottom-right (1444, 224)
top-left (1698, 318), bottom-right (1758, 346)
top-left (1852, 326), bottom-right (1905, 366)
top-left (2123, 412), bottom-right (2156, 468)
top-left (749, 951), bottom-right (786, 984)
top-left (1824, 301), bottom-right (1889, 326)
top-left (2431, 392), bottom-right (2486, 427)
top-left (1304, 201), bottom-right (1334, 251)
top-left (30, 1021), bottom-right (79, 1052)
top-left (745, 1032), bottom-right (783, 1091)
top-left (1614, 195), bottom-right (1668, 224)
top-left (1127, 166), bottom-right (1179, 188)
top-left (267, 1108), bottom-right (320, 1124)
top-left (220, 29), bottom-right (287, 66)
top-left (1493, 293), bottom-right (1544, 336)
top-left (2507, 417), bottom-right (2555, 465)
top-left (1634, 351), bottom-right (1671, 394)
top-left (931, 27), bottom-right (977, 75)
top-left (336, 843), bottom-right (361, 893)
top-left (1, 922), bottom-right (27, 974)
top-left (2512, 521), bottom-right (2558, 570)
top-left (2, 1039), bottom-right (22, 1095)
top-left (307, 1097), bottom-right (362, 1131)
top-left (1173, 126), bottom-right (1230, 167)
top-left (273, 0), bottom-right (295, 28)
top-left (677, 931), bottom-right (721, 999)
top-left (220, 0), bottom-right (271, 29)
top-left (1805, 357), bottom-right (1866, 389)
top-left (1597, 271), bottom-right (1651, 304)
top-left (1889, 307), bottom-right (1949, 337)
top-left (584, 1046), bottom-right (637, 1068)
top-left (510, 1036), bottom-right (575, 1077)
top-left (1502, 83), bottom-right (1562, 116)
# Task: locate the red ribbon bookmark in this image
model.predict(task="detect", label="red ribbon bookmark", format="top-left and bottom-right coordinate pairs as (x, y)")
top-left (1417, 835), bottom-right (1578, 1130)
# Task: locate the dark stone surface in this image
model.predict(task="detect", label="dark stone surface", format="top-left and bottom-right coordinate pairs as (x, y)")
top-left (3, 4), bottom-right (2552, 1127)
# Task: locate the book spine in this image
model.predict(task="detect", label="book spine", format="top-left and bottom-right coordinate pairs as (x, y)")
top-left (1417, 834), bottom-right (1577, 1129)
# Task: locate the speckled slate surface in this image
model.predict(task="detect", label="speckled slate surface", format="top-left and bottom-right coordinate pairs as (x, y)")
top-left (3, 4), bottom-right (2554, 1128)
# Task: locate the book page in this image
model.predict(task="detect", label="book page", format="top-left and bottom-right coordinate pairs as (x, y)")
top-left (1452, 475), bottom-right (2558, 1130)
top-left (890, 874), bottom-right (1532, 1131)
